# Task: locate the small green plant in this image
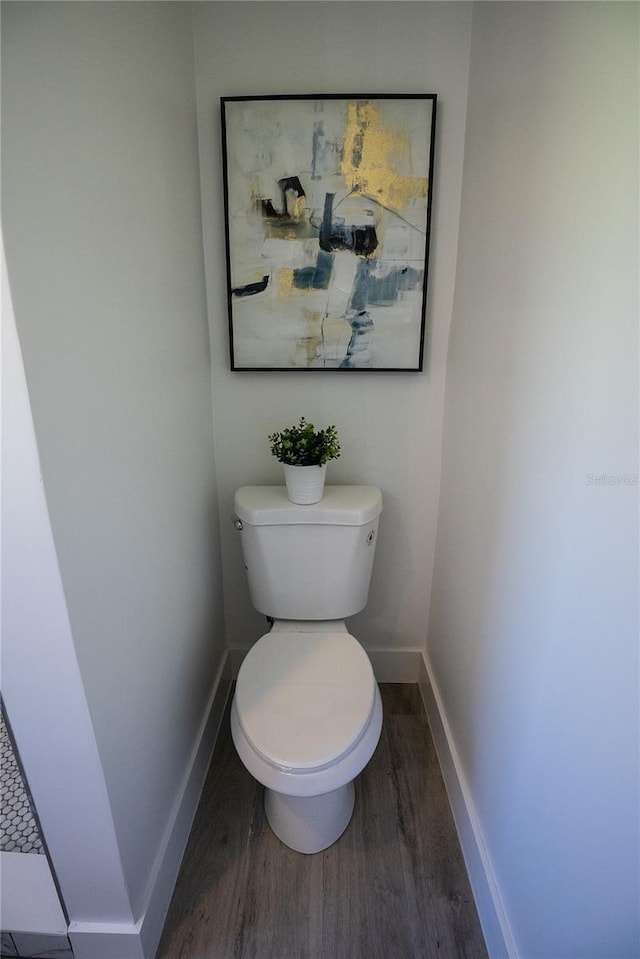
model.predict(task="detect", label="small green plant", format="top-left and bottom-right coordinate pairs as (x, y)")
top-left (268, 417), bottom-right (341, 467)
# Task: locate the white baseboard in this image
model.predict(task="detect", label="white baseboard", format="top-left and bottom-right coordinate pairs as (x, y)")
top-left (139, 650), bottom-right (232, 958)
top-left (69, 921), bottom-right (145, 959)
top-left (69, 650), bottom-right (233, 959)
top-left (368, 648), bottom-right (421, 682)
top-left (418, 654), bottom-right (518, 959)
top-left (229, 645), bottom-right (422, 683)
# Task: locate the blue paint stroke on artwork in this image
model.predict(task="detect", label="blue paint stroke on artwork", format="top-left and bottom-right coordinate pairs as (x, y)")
top-left (293, 251), bottom-right (333, 291)
top-left (311, 122), bottom-right (343, 181)
top-left (311, 122), bottom-right (324, 181)
top-left (318, 193), bottom-right (336, 251)
top-left (340, 312), bottom-right (375, 369)
top-left (319, 193), bottom-right (378, 257)
top-left (350, 262), bottom-right (423, 311)
top-left (232, 275), bottom-right (269, 298)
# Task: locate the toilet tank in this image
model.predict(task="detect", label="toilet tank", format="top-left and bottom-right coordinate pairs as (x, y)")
top-left (234, 486), bottom-right (383, 620)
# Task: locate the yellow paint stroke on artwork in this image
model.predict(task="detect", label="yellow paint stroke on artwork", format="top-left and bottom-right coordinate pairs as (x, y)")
top-left (267, 225), bottom-right (298, 241)
top-left (287, 194), bottom-right (306, 221)
top-left (276, 268), bottom-right (295, 300)
top-left (341, 102), bottom-right (427, 213)
top-left (295, 309), bottom-right (324, 366)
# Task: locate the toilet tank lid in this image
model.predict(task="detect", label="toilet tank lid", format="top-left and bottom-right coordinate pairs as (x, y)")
top-left (235, 485), bottom-right (382, 526)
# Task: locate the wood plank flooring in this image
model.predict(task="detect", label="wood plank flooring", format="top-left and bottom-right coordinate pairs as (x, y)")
top-left (157, 685), bottom-right (488, 959)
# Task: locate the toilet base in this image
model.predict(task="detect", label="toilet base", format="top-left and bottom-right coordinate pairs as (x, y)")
top-left (264, 781), bottom-right (355, 854)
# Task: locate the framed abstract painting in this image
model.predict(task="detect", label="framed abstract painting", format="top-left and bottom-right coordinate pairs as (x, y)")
top-left (221, 94), bottom-right (437, 371)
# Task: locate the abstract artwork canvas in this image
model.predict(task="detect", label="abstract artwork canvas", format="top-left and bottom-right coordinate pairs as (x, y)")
top-left (221, 95), bottom-right (437, 371)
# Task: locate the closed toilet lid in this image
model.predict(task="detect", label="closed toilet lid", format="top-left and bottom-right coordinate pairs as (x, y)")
top-left (235, 631), bottom-right (376, 771)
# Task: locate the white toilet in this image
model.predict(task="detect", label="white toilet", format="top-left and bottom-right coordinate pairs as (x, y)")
top-left (231, 484), bottom-right (383, 854)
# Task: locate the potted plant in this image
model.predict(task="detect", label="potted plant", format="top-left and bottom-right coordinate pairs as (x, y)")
top-left (268, 417), bottom-right (340, 504)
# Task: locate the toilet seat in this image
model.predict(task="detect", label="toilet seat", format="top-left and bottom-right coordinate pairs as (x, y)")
top-left (235, 630), bottom-right (376, 773)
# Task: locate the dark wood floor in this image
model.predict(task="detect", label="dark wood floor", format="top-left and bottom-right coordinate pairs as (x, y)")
top-left (157, 684), bottom-right (488, 959)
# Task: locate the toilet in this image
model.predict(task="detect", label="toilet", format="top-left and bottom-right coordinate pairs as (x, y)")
top-left (231, 484), bottom-right (383, 854)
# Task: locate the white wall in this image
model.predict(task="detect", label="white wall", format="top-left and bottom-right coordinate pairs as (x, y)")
top-left (1, 0), bottom-right (226, 945)
top-left (192, 1), bottom-right (472, 667)
top-left (428, 4), bottom-right (639, 957)
top-left (2, 232), bottom-right (133, 938)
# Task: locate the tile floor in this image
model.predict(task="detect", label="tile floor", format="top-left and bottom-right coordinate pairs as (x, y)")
top-left (0, 711), bottom-right (67, 958)
top-left (0, 933), bottom-right (73, 959)
top-left (0, 709), bottom-right (43, 855)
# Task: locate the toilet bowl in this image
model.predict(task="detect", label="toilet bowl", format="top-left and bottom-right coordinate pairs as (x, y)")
top-left (231, 621), bottom-right (383, 853)
top-left (232, 485), bottom-right (383, 854)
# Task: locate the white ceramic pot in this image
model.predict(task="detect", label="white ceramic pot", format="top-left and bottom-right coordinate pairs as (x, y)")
top-left (283, 463), bottom-right (327, 505)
